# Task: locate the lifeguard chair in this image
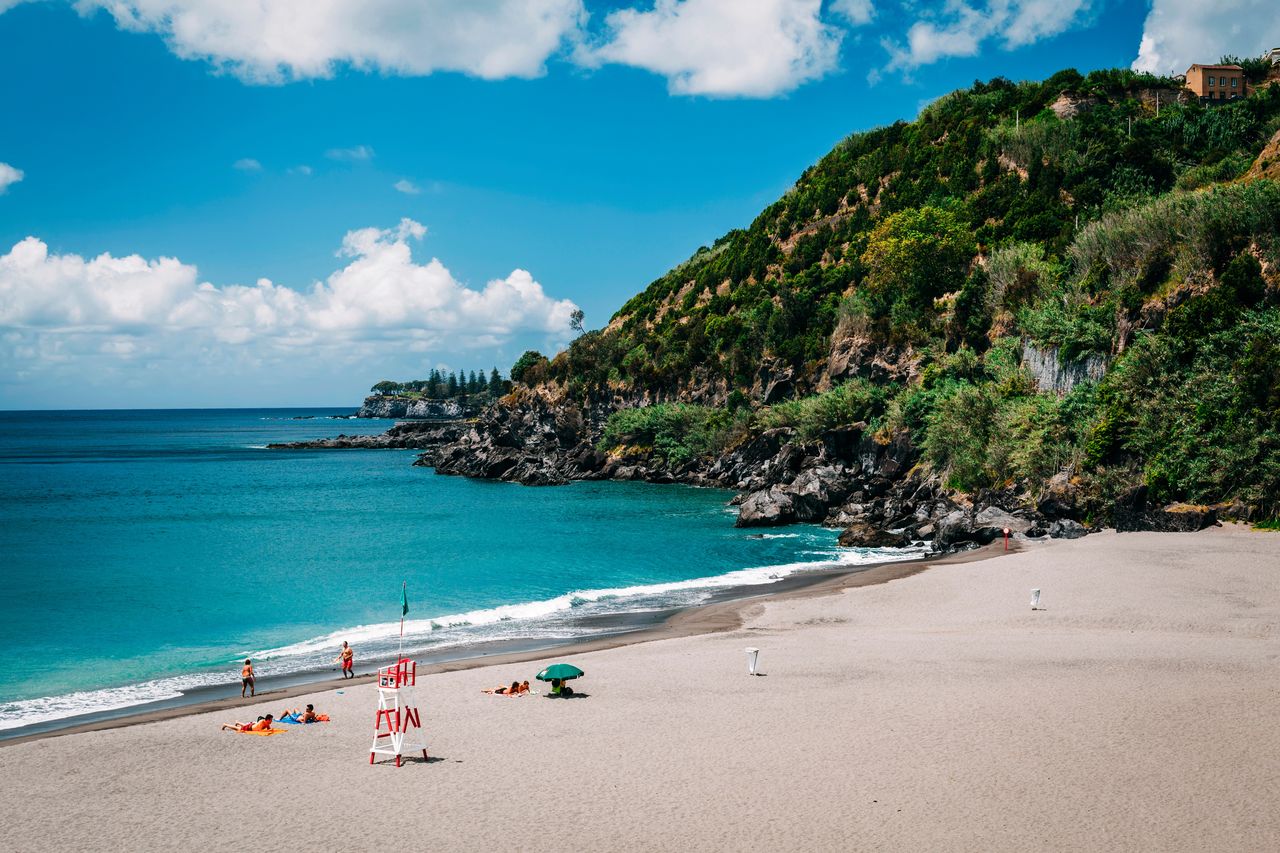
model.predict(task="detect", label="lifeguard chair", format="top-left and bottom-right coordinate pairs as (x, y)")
top-left (369, 658), bottom-right (428, 767)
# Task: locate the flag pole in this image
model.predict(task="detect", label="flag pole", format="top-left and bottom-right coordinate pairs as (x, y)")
top-left (399, 581), bottom-right (406, 662)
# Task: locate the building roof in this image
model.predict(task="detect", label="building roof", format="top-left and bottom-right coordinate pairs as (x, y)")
top-left (1186, 64), bottom-right (1244, 71)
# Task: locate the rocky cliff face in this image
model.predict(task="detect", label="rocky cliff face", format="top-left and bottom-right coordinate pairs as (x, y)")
top-left (356, 395), bottom-right (474, 419)
top-left (416, 387), bottom-right (1089, 552)
top-left (1020, 342), bottom-right (1107, 395)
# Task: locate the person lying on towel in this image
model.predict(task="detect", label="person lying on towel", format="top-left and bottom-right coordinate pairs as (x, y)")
top-left (222, 714), bottom-right (275, 732)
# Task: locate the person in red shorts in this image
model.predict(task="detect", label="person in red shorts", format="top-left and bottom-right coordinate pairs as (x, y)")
top-left (337, 641), bottom-right (354, 679)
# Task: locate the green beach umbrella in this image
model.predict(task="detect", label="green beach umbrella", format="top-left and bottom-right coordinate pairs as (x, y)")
top-left (535, 663), bottom-right (585, 682)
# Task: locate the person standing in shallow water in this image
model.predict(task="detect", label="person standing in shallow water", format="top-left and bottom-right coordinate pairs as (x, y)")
top-left (241, 659), bottom-right (255, 697)
top-left (338, 641), bottom-right (354, 679)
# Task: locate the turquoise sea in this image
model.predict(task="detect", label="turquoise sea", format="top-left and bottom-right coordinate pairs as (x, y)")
top-left (0, 409), bottom-right (921, 736)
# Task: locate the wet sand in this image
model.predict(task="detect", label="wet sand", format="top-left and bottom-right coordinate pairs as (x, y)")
top-left (2, 527), bottom-right (1277, 852)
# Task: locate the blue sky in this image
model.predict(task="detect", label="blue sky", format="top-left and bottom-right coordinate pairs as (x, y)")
top-left (1, 0), bottom-right (1275, 408)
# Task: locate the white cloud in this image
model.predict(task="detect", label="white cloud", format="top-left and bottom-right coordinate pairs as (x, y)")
top-left (1132, 0), bottom-right (1280, 75)
top-left (69, 0), bottom-right (588, 84)
top-left (0, 220), bottom-right (579, 400)
top-left (393, 179), bottom-right (421, 195)
top-left (326, 145), bottom-right (374, 162)
top-left (0, 162), bottom-right (23, 194)
top-left (881, 0), bottom-right (1095, 73)
top-left (830, 0), bottom-right (874, 26)
top-left (581, 0), bottom-right (845, 97)
top-left (288, 165), bottom-right (313, 176)
top-left (232, 158), bottom-right (262, 171)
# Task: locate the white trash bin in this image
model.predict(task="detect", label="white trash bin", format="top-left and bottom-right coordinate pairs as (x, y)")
top-left (745, 647), bottom-right (760, 675)
top-left (1030, 588), bottom-right (1041, 610)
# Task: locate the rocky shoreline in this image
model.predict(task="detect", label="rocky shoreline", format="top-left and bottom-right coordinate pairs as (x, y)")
top-left (268, 419), bottom-right (464, 451)
top-left (419, 389), bottom-right (1103, 551)
top-left (277, 388), bottom-right (1222, 552)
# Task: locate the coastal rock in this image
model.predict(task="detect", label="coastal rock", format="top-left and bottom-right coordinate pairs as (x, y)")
top-left (785, 465), bottom-right (850, 522)
top-left (735, 487), bottom-right (795, 527)
top-left (1112, 486), bottom-right (1217, 532)
top-left (972, 506), bottom-right (1033, 535)
top-left (837, 521), bottom-right (908, 548)
top-left (269, 421), bottom-right (465, 451)
top-left (356, 395), bottom-right (473, 419)
top-left (1036, 471), bottom-right (1082, 520)
top-left (1048, 519), bottom-right (1087, 539)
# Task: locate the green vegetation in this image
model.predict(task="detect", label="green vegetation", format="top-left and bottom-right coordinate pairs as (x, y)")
top-left (371, 368), bottom-right (509, 400)
top-left (532, 63), bottom-right (1280, 515)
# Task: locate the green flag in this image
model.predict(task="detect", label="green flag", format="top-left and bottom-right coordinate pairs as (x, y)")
top-left (401, 583), bottom-right (408, 617)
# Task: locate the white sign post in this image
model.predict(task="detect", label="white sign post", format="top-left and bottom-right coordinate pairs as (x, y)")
top-left (745, 647), bottom-right (760, 676)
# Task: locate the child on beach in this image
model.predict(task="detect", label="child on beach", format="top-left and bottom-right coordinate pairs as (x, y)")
top-left (241, 659), bottom-right (255, 698)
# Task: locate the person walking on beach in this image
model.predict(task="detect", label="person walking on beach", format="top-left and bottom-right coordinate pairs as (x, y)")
top-left (337, 641), bottom-right (354, 679)
top-left (241, 659), bottom-right (255, 698)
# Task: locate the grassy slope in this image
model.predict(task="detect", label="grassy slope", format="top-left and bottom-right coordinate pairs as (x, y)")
top-left (547, 67), bottom-right (1280, 519)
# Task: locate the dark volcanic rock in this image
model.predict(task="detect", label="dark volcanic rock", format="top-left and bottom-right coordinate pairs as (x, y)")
top-left (735, 487), bottom-right (795, 527)
top-left (357, 395), bottom-right (475, 419)
top-left (1113, 486), bottom-right (1218, 532)
top-left (837, 521), bottom-right (908, 548)
top-left (786, 465), bottom-right (850, 522)
top-left (1048, 519), bottom-right (1087, 539)
top-left (269, 421), bottom-right (464, 450)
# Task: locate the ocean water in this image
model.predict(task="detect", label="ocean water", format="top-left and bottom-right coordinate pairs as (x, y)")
top-left (0, 409), bottom-right (923, 735)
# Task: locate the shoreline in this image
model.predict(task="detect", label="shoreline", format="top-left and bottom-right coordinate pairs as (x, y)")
top-left (0, 539), bottom-right (1008, 747)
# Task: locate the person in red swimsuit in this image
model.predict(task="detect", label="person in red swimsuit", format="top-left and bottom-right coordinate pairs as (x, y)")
top-left (338, 641), bottom-right (354, 679)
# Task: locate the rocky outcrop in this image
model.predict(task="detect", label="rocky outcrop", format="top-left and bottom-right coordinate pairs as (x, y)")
top-left (1021, 342), bottom-right (1106, 395)
top-left (1050, 92), bottom-right (1098, 119)
top-left (356, 395), bottom-right (475, 419)
top-left (837, 521), bottom-right (908, 548)
top-left (1245, 128), bottom-right (1280, 182)
top-left (1113, 486), bottom-right (1219, 532)
top-left (269, 421), bottom-right (465, 450)
top-left (425, 388), bottom-right (616, 486)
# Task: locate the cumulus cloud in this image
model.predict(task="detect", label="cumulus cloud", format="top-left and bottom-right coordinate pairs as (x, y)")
top-left (68, 0), bottom-right (588, 84)
top-left (0, 162), bottom-right (23, 193)
top-left (232, 158), bottom-right (262, 171)
top-left (1132, 0), bottom-right (1280, 75)
top-left (881, 0), bottom-right (1095, 73)
top-left (830, 0), bottom-right (874, 26)
top-left (393, 179), bottom-right (421, 195)
top-left (0, 219), bottom-right (579, 399)
top-left (580, 0), bottom-right (846, 97)
top-left (325, 145), bottom-right (375, 162)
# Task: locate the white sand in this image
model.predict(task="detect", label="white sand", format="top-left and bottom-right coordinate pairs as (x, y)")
top-left (2, 526), bottom-right (1278, 852)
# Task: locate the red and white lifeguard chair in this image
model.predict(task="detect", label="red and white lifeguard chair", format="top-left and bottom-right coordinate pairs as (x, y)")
top-left (369, 658), bottom-right (428, 767)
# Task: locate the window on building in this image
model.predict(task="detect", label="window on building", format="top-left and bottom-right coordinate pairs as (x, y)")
top-left (1208, 76), bottom-right (1214, 87)
top-left (1220, 76), bottom-right (1227, 86)
top-left (1231, 77), bottom-right (1238, 88)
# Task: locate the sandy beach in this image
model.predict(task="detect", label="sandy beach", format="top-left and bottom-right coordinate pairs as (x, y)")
top-left (2, 526), bottom-right (1278, 852)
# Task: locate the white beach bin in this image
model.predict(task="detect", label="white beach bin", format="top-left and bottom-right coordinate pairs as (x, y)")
top-left (1030, 588), bottom-right (1042, 610)
top-left (745, 647), bottom-right (760, 676)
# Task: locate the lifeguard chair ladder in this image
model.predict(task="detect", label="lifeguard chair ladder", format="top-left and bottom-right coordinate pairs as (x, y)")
top-left (369, 658), bottom-right (428, 767)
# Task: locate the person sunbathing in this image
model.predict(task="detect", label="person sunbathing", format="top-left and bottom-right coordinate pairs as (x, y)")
top-left (516, 680), bottom-right (530, 694)
top-left (222, 714), bottom-right (274, 732)
top-left (279, 701), bottom-right (318, 717)
top-left (482, 681), bottom-right (521, 695)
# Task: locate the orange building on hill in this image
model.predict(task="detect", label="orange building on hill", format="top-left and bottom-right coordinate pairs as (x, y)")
top-left (1185, 63), bottom-right (1245, 101)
